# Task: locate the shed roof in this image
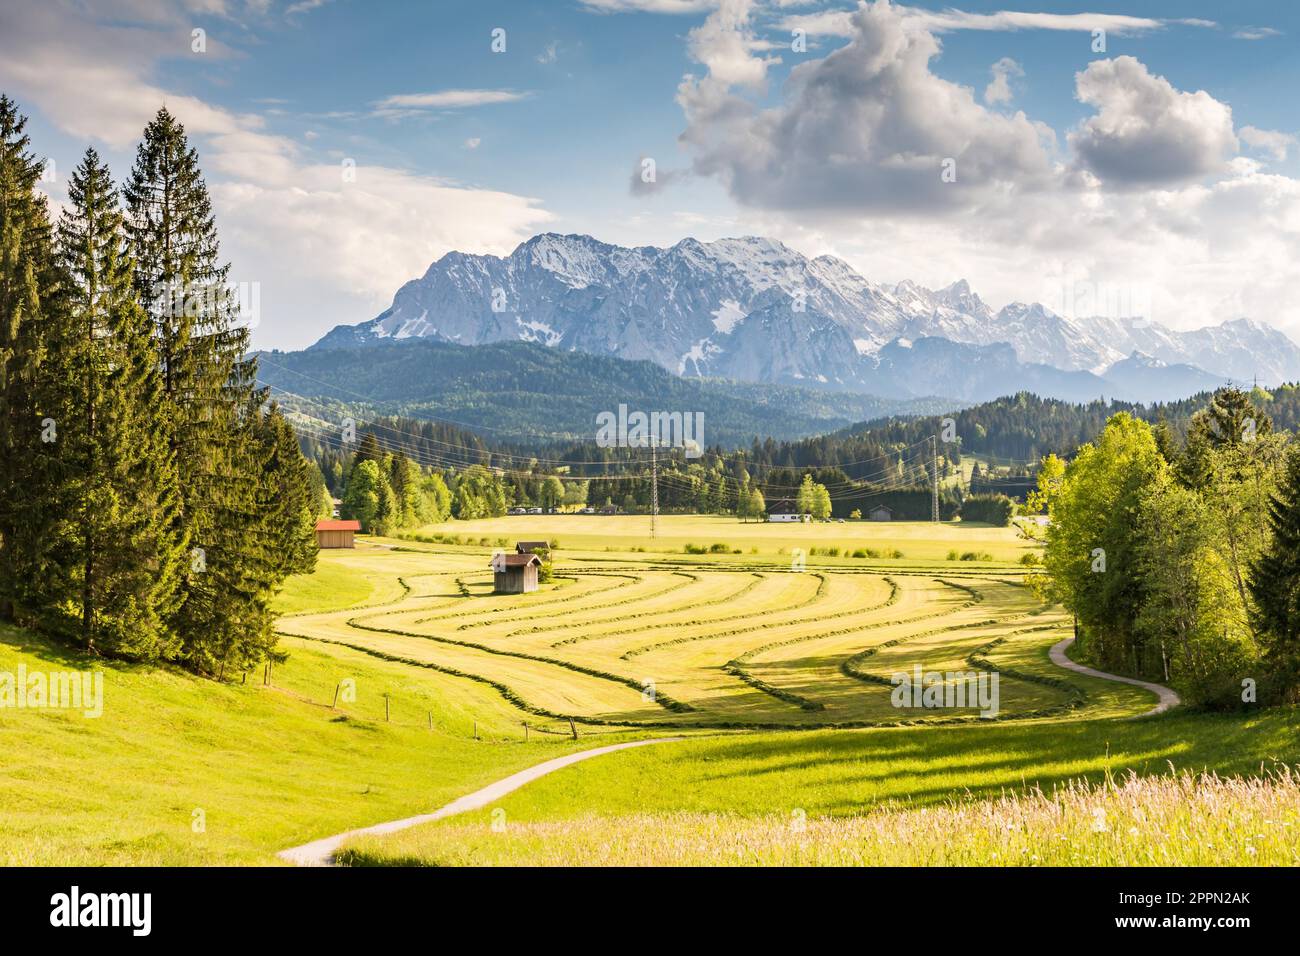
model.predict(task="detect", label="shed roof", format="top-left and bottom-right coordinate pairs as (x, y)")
top-left (316, 520), bottom-right (361, 531)
top-left (493, 553), bottom-right (542, 569)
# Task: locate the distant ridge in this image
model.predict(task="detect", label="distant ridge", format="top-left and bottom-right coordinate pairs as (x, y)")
top-left (310, 233), bottom-right (1300, 403)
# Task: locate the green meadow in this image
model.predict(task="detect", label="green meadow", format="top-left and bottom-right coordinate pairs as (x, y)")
top-left (3, 516), bottom-right (1295, 866)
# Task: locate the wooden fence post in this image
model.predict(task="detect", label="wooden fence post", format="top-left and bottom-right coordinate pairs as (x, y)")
top-left (385, 694), bottom-right (391, 722)
top-left (569, 717), bottom-right (578, 740)
top-left (332, 682), bottom-right (341, 709)
top-left (522, 721), bottom-right (529, 741)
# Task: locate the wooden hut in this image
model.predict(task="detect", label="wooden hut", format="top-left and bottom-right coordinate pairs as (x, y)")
top-left (315, 519), bottom-right (361, 548)
top-left (491, 552), bottom-right (542, 594)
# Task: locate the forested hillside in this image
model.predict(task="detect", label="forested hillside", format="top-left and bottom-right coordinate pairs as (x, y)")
top-left (255, 339), bottom-right (955, 446)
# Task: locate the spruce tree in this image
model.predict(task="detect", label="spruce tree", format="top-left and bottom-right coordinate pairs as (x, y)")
top-left (41, 148), bottom-right (185, 655)
top-left (0, 95), bottom-right (62, 622)
top-left (124, 108), bottom-right (310, 674)
top-left (1249, 444), bottom-right (1300, 696)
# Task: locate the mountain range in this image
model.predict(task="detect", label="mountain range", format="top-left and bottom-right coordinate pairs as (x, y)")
top-left (310, 233), bottom-right (1300, 403)
top-left (256, 340), bottom-right (955, 446)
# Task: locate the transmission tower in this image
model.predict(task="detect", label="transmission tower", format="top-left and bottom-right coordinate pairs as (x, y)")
top-left (931, 435), bottom-right (940, 523)
top-left (650, 440), bottom-right (659, 539)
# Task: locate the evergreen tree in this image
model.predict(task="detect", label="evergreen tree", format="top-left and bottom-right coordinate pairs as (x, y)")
top-left (0, 96), bottom-right (64, 622)
top-left (124, 108), bottom-right (306, 674)
top-left (387, 451), bottom-right (421, 527)
top-left (1249, 445), bottom-right (1300, 696)
top-left (342, 458), bottom-right (387, 532)
top-left (38, 148), bottom-right (184, 656)
top-left (253, 405), bottom-right (318, 579)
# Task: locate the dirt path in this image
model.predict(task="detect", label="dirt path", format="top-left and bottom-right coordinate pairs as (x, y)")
top-left (278, 736), bottom-right (685, 866)
top-left (1049, 636), bottom-right (1180, 717)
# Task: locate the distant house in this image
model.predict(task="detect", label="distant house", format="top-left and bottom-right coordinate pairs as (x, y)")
top-left (316, 519), bottom-right (361, 548)
top-left (491, 552), bottom-right (542, 594)
top-left (767, 498), bottom-right (809, 523)
top-left (515, 540), bottom-right (550, 557)
top-left (869, 505), bottom-right (894, 522)
top-left (599, 504), bottom-right (619, 515)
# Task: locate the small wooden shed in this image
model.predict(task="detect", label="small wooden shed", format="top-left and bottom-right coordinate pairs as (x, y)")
top-left (515, 540), bottom-right (550, 557)
top-left (492, 552), bottom-right (542, 594)
top-left (868, 505), bottom-right (894, 522)
top-left (316, 519), bottom-right (361, 548)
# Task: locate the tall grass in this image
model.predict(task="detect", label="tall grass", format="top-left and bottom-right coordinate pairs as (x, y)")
top-left (341, 767), bottom-right (1300, 866)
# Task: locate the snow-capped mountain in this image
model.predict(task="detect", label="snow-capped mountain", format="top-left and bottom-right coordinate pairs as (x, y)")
top-left (310, 233), bottom-right (1300, 400)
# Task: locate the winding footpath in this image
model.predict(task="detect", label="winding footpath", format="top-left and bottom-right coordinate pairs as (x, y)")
top-left (1049, 636), bottom-right (1181, 717)
top-left (278, 736), bottom-right (685, 866)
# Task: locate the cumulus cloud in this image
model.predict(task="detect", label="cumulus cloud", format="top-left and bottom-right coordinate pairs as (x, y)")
top-left (1239, 126), bottom-right (1296, 161)
top-left (984, 57), bottom-right (1023, 105)
top-left (677, 0), bottom-right (1057, 217)
top-left (1069, 56), bottom-right (1238, 187)
top-left (666, 1), bottom-right (1300, 339)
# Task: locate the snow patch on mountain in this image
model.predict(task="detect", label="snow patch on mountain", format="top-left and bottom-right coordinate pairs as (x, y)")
top-left (711, 300), bottom-right (746, 334)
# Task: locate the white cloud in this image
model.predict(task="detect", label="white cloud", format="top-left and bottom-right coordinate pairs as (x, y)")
top-left (285, 0), bottom-right (332, 15)
top-left (1233, 27), bottom-right (1281, 40)
top-left (779, 6), bottom-right (1215, 38)
top-left (537, 42), bottom-right (559, 64)
top-left (678, 0), bottom-right (1057, 216)
top-left (373, 89), bottom-right (531, 110)
top-left (984, 57), bottom-right (1023, 105)
top-left (685, 0), bottom-right (778, 90)
top-left (0, 0), bottom-right (553, 349)
top-left (1239, 126), bottom-right (1296, 162)
top-left (668, 0), bottom-right (1300, 341)
top-left (464, 137), bottom-right (482, 149)
top-left (579, 0), bottom-right (716, 12)
top-left (1070, 56), bottom-right (1238, 187)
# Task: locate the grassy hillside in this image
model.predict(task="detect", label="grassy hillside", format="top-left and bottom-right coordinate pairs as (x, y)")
top-left (0, 575), bottom-right (653, 865)
top-left (341, 709), bottom-right (1300, 866)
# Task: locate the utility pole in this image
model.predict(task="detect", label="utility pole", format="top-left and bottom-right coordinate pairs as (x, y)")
top-left (931, 435), bottom-right (940, 523)
top-left (650, 439), bottom-right (659, 539)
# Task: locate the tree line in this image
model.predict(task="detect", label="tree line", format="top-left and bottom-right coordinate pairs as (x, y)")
top-left (1039, 387), bottom-right (1300, 707)
top-left (0, 96), bottom-right (317, 675)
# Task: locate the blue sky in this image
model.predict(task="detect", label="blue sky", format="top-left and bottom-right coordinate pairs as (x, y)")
top-left (2, 0), bottom-right (1298, 349)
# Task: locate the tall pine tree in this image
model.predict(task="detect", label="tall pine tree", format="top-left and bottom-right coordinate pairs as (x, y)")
top-left (0, 95), bottom-right (62, 623)
top-left (124, 108), bottom-right (309, 674)
top-left (37, 148), bottom-right (185, 656)
top-left (1249, 444), bottom-right (1300, 698)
